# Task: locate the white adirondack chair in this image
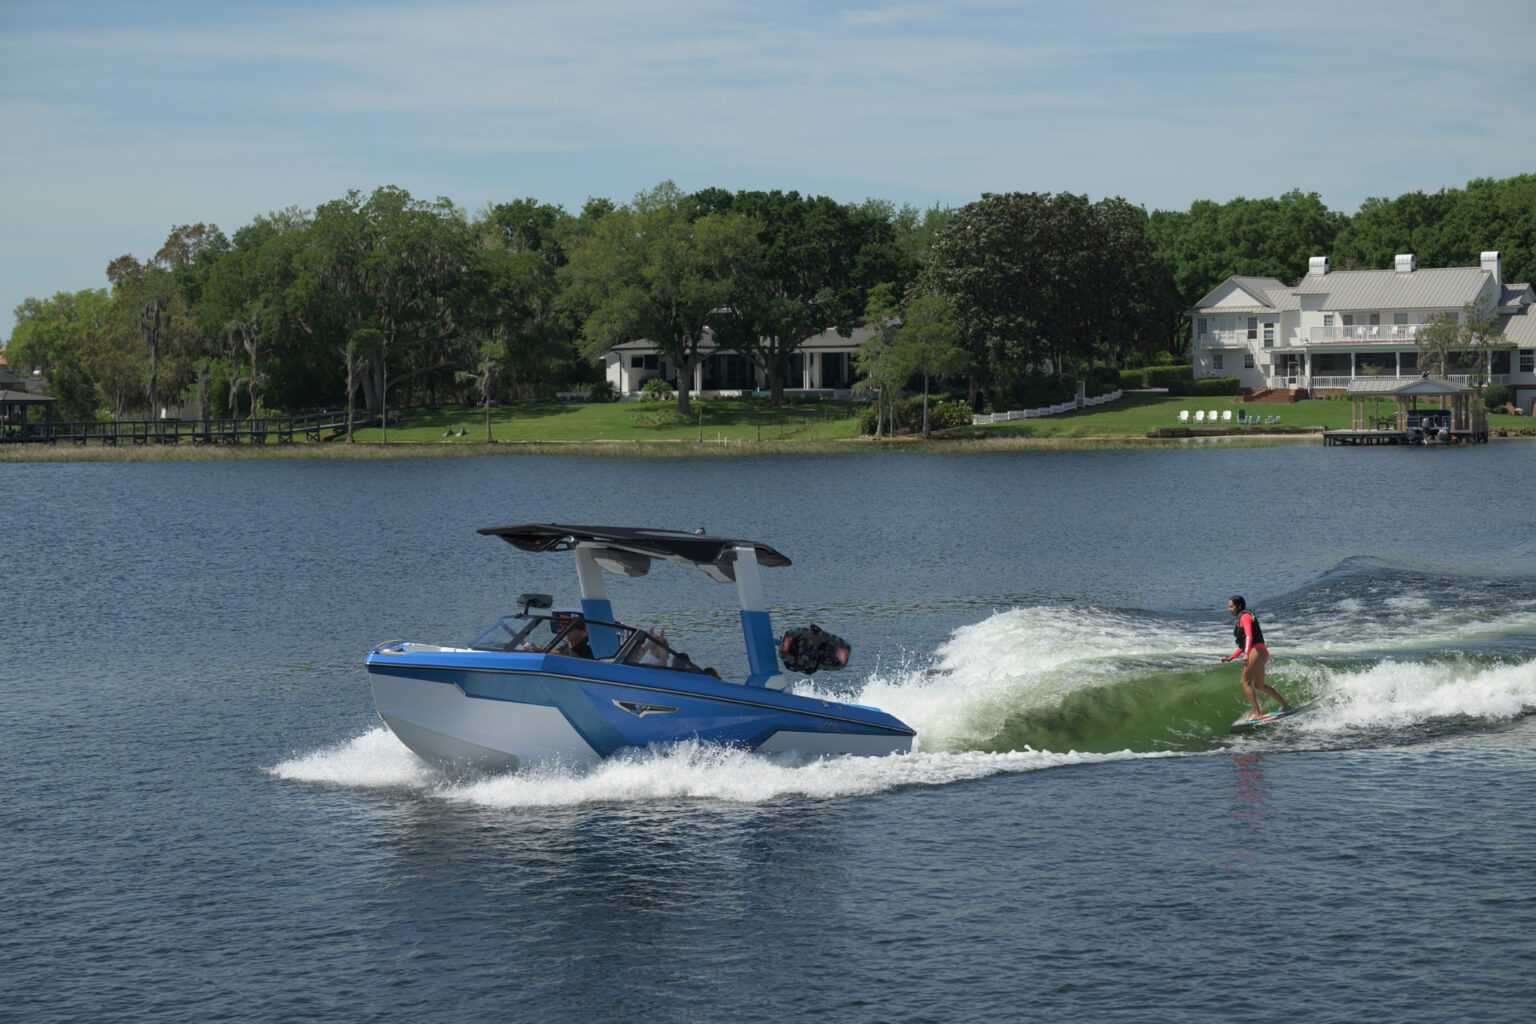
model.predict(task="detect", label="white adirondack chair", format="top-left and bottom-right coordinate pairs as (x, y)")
top-left (1178, 410), bottom-right (1190, 423)
top-left (1194, 410), bottom-right (1205, 423)
top-left (1221, 410), bottom-right (1233, 422)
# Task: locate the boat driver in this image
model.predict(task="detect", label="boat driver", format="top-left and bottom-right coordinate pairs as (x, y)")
top-left (559, 622), bottom-right (594, 659)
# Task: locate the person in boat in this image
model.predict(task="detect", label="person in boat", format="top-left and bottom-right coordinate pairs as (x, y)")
top-left (1220, 595), bottom-right (1291, 722)
top-left (558, 621), bottom-right (593, 659)
top-left (636, 629), bottom-right (670, 666)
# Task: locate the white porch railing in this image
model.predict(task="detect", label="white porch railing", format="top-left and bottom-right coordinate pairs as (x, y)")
top-left (1304, 374), bottom-right (1510, 390)
top-left (1309, 324), bottom-right (1428, 342)
top-left (972, 390), bottom-right (1123, 425)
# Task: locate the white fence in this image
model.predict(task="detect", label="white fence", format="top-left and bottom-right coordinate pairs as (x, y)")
top-left (972, 390), bottom-right (1123, 425)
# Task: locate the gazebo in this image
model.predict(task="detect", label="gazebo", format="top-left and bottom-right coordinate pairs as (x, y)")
top-left (0, 389), bottom-right (56, 441)
top-left (0, 367), bottom-right (56, 441)
top-left (1345, 376), bottom-right (1488, 438)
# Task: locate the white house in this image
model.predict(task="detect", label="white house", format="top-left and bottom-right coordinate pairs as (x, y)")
top-left (603, 325), bottom-right (874, 397)
top-left (1190, 251), bottom-right (1536, 413)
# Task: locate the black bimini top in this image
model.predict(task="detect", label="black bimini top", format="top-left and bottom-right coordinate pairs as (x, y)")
top-left (477, 523), bottom-right (791, 577)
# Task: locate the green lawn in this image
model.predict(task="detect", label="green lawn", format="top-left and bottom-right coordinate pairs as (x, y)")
top-left (347, 394), bottom-right (1530, 443)
top-left (350, 398), bottom-right (865, 443)
top-left (948, 393), bottom-right (1531, 438)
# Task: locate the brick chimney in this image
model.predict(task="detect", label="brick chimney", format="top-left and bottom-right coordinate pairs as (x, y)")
top-left (1394, 253), bottom-right (1416, 273)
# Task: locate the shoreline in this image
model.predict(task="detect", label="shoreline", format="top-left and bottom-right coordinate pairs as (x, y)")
top-left (6, 432), bottom-right (1530, 462)
top-left (0, 433), bottom-right (1330, 461)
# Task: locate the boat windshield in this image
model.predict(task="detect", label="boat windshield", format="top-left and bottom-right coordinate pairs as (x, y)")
top-left (469, 613), bottom-right (717, 675)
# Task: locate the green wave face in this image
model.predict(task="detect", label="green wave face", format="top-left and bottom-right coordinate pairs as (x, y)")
top-left (836, 587), bottom-right (1536, 757)
top-left (980, 665), bottom-right (1281, 754)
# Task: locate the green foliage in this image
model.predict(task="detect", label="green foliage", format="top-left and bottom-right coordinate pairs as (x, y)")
top-left (1483, 384), bottom-right (1510, 410)
top-left (693, 188), bottom-right (914, 402)
top-left (561, 181), bottom-right (760, 414)
top-left (587, 379), bottom-right (619, 402)
top-left (859, 396), bottom-right (971, 435)
top-left (1146, 189), bottom-right (1345, 307)
top-left (7, 172), bottom-right (1535, 429)
top-left (1143, 364), bottom-right (1195, 388)
top-left (1416, 302), bottom-right (1504, 383)
top-left (1166, 376), bottom-right (1239, 397)
top-left (640, 377), bottom-right (675, 401)
top-left (919, 191), bottom-right (1176, 403)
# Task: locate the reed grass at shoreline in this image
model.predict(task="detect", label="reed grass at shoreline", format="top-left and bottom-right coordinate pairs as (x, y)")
top-left (0, 434), bottom-right (1329, 462)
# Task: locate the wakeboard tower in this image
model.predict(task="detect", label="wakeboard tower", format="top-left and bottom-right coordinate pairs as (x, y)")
top-left (365, 524), bottom-right (914, 770)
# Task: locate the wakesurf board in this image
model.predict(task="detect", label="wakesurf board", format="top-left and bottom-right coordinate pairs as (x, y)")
top-left (1230, 706), bottom-right (1301, 733)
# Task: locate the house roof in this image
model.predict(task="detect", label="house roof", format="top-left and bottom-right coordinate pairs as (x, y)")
top-left (1345, 376), bottom-right (1471, 397)
top-left (608, 324), bottom-right (876, 355)
top-left (1189, 277), bottom-right (1298, 313)
top-left (0, 389), bottom-right (55, 403)
top-left (1293, 267), bottom-right (1489, 310)
top-left (1499, 284), bottom-right (1533, 306)
top-left (1498, 306), bottom-right (1536, 346)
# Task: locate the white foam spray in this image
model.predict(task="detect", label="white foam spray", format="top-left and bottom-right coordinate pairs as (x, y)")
top-left (269, 729), bottom-right (1160, 806)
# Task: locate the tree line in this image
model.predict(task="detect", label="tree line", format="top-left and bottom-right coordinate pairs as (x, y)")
top-left (6, 173), bottom-right (1533, 425)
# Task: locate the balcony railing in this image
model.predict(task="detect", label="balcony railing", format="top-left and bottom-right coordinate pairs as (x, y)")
top-left (1291, 374), bottom-right (1510, 390)
top-left (1309, 324), bottom-right (1428, 342)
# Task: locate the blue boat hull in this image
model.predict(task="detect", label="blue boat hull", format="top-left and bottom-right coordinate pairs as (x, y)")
top-left (366, 647), bottom-right (915, 769)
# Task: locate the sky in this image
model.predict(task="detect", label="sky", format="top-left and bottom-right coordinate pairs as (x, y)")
top-left (2, 0), bottom-right (1534, 339)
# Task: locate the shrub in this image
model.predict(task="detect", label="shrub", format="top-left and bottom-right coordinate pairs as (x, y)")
top-left (588, 380), bottom-right (619, 403)
top-left (1144, 364), bottom-right (1195, 389)
top-left (1167, 376), bottom-right (1240, 397)
top-left (1084, 364), bottom-right (1123, 396)
top-left (859, 396), bottom-right (974, 435)
top-left (640, 377), bottom-right (674, 402)
top-left (1484, 384), bottom-right (1510, 410)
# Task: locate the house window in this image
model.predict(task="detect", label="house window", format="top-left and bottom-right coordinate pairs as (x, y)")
top-left (1522, 350), bottom-right (1535, 373)
top-left (1213, 353), bottom-right (1224, 370)
top-left (1393, 313), bottom-right (1407, 325)
top-left (1247, 317), bottom-right (1258, 341)
top-left (1263, 323), bottom-right (1274, 348)
top-left (1323, 313), bottom-right (1334, 327)
top-left (1197, 317), bottom-right (1207, 337)
top-left (1342, 314), bottom-right (1354, 326)
top-left (1244, 353), bottom-right (1255, 369)
top-left (1369, 313), bottom-right (1380, 326)
top-left (631, 354), bottom-right (659, 370)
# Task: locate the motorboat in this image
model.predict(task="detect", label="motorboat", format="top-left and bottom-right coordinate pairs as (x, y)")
top-left (365, 524), bottom-right (915, 769)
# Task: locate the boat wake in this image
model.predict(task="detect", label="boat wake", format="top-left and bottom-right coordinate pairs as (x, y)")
top-left (274, 564), bottom-right (1536, 805)
top-left (269, 728), bottom-right (1155, 805)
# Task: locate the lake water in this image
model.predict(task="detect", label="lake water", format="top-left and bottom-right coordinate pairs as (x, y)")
top-left (4, 445), bottom-right (1535, 1023)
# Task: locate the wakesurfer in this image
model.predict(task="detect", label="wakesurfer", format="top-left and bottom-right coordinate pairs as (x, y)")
top-left (1220, 595), bottom-right (1291, 722)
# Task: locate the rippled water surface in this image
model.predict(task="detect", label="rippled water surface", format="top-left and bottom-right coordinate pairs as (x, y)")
top-left (5, 445), bottom-right (1535, 1023)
